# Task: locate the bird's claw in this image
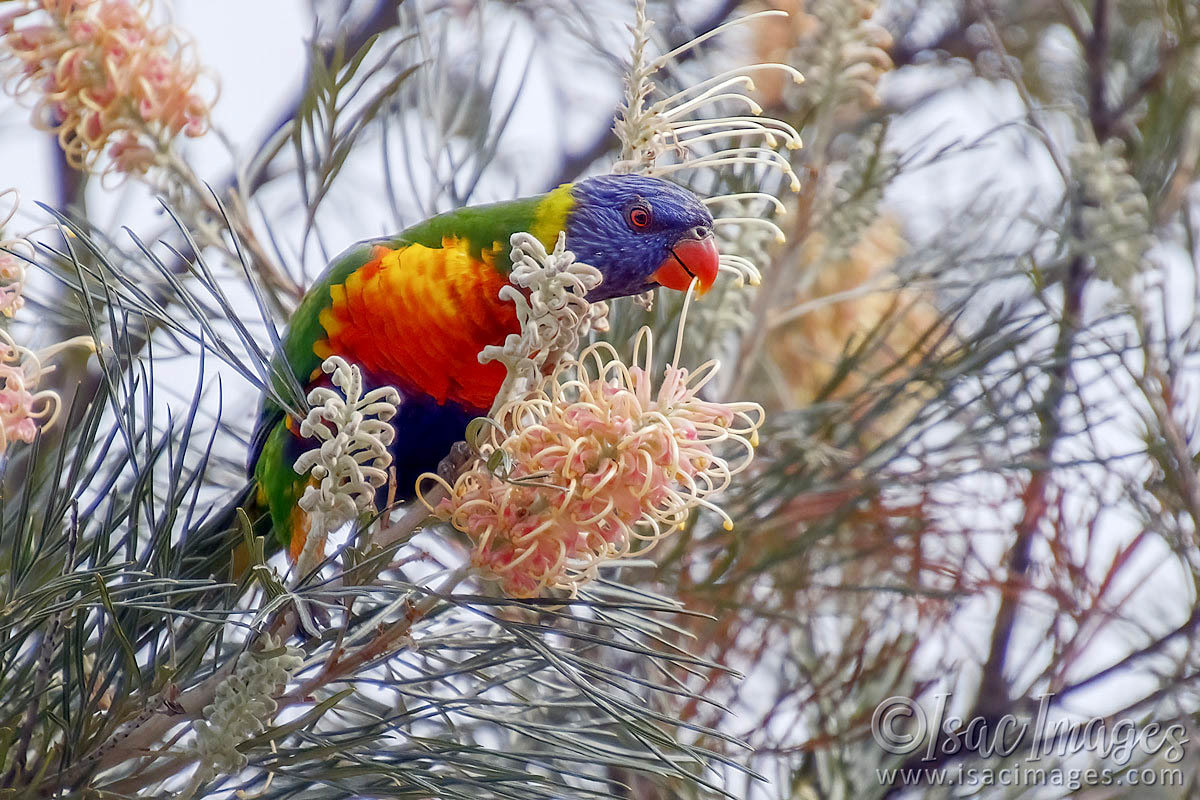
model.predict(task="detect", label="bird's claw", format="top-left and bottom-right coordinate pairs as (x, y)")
top-left (438, 440), bottom-right (474, 484)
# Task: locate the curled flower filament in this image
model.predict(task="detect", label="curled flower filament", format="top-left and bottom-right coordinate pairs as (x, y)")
top-left (422, 328), bottom-right (763, 598)
top-left (1, 0), bottom-right (215, 176)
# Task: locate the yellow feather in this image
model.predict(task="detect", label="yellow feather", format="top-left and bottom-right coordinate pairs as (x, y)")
top-left (531, 184), bottom-right (575, 250)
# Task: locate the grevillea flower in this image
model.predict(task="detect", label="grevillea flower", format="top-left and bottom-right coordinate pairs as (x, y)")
top-left (766, 216), bottom-right (949, 444)
top-left (0, 329), bottom-right (86, 453)
top-left (753, 0), bottom-right (892, 117)
top-left (421, 328), bottom-right (764, 598)
top-left (1071, 136), bottom-right (1151, 287)
top-left (0, 254), bottom-right (23, 318)
top-left (187, 634), bottom-right (303, 793)
top-left (0, 0), bottom-right (214, 176)
top-left (479, 231), bottom-right (609, 412)
top-left (614, 0), bottom-right (804, 288)
top-left (0, 189), bottom-right (26, 318)
top-left (292, 355), bottom-right (400, 570)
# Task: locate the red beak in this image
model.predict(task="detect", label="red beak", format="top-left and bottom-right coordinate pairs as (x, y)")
top-left (651, 233), bottom-right (720, 294)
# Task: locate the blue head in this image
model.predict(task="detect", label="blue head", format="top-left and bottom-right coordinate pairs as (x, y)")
top-left (562, 175), bottom-right (718, 302)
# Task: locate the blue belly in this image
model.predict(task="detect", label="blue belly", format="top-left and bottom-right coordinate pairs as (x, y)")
top-left (382, 390), bottom-right (480, 505)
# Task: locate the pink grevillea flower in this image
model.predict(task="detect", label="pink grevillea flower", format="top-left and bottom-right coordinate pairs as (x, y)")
top-left (0, 253), bottom-right (24, 318)
top-left (421, 329), bottom-right (764, 598)
top-left (0, 329), bottom-right (66, 453)
top-left (1, 0), bottom-right (213, 175)
top-left (0, 189), bottom-right (26, 318)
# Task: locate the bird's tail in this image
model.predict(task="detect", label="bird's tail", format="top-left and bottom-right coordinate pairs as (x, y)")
top-left (177, 480), bottom-right (271, 584)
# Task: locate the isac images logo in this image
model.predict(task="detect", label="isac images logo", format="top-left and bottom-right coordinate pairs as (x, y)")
top-left (871, 694), bottom-right (1188, 791)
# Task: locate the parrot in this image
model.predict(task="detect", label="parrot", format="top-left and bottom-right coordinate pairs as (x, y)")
top-left (181, 174), bottom-right (719, 578)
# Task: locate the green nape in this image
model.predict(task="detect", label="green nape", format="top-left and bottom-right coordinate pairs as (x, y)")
top-left (397, 182), bottom-right (574, 274)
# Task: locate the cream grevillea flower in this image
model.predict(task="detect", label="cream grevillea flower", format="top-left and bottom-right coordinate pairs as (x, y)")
top-left (479, 231), bottom-right (608, 411)
top-left (753, 0), bottom-right (892, 117)
top-left (187, 634), bottom-right (303, 791)
top-left (614, 0), bottom-right (803, 288)
top-left (421, 329), bottom-right (763, 598)
top-left (0, 0), bottom-right (213, 176)
top-left (292, 356), bottom-right (400, 569)
top-left (1071, 136), bottom-right (1151, 287)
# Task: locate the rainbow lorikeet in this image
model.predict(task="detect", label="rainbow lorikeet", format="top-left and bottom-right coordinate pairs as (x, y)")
top-left (187, 175), bottom-right (719, 573)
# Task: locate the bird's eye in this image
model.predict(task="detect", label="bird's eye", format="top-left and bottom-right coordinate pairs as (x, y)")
top-left (628, 205), bottom-right (652, 230)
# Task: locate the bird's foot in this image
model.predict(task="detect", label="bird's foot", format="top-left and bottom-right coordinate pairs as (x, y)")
top-left (438, 440), bottom-right (474, 484)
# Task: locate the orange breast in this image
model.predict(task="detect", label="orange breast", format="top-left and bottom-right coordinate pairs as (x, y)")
top-left (314, 241), bottom-right (520, 410)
